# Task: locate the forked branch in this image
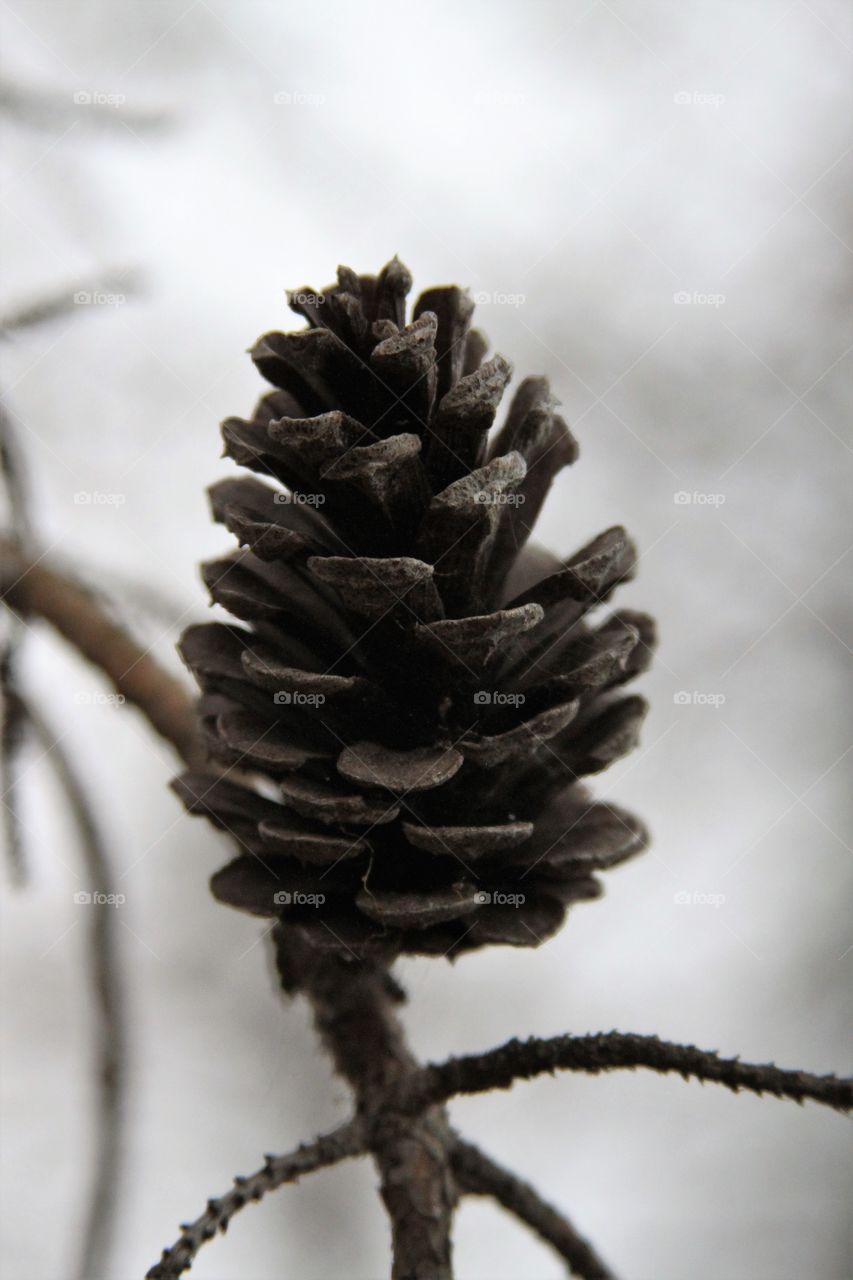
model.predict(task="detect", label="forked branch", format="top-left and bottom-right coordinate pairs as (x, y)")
top-left (276, 931), bottom-right (460, 1280)
top-left (6, 544), bottom-right (851, 1280)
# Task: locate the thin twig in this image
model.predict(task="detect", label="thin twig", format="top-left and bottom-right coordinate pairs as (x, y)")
top-left (0, 80), bottom-right (170, 134)
top-left (145, 1120), bottom-right (366, 1280)
top-left (0, 271), bottom-right (143, 336)
top-left (0, 401), bottom-right (32, 542)
top-left (0, 540), bottom-right (202, 766)
top-left (400, 1032), bottom-right (853, 1115)
top-left (1, 401), bottom-right (32, 881)
top-left (28, 703), bottom-right (127, 1280)
top-left (452, 1136), bottom-right (616, 1280)
top-left (0, 651), bottom-right (28, 882)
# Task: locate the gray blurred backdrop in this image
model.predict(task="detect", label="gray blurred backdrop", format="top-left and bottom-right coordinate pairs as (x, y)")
top-left (1, 2), bottom-right (851, 1277)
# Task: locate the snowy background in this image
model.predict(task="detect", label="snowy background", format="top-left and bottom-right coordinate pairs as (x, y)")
top-left (1, 2), bottom-right (851, 1277)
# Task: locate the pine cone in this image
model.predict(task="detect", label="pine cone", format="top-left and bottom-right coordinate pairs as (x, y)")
top-left (174, 258), bottom-right (655, 961)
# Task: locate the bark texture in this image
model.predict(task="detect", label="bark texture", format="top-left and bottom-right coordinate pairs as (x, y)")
top-left (277, 929), bottom-right (459, 1279)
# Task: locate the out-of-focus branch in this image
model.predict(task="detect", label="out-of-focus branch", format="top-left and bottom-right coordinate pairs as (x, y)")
top-left (0, 271), bottom-right (143, 336)
top-left (399, 1032), bottom-right (853, 1114)
top-left (0, 540), bottom-right (202, 766)
top-left (27, 702), bottom-right (126, 1280)
top-left (0, 79), bottom-right (171, 134)
top-left (0, 652), bottom-right (28, 882)
top-left (145, 1120), bottom-right (366, 1280)
top-left (452, 1136), bottom-right (616, 1280)
top-left (0, 403), bottom-right (32, 541)
top-left (1, 403), bottom-right (33, 880)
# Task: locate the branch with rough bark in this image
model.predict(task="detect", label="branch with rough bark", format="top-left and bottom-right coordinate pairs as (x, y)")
top-left (0, 538), bottom-right (201, 766)
top-left (275, 928), bottom-right (460, 1280)
top-left (451, 1137), bottom-right (615, 1280)
top-left (143, 1015), bottom-right (853, 1279)
top-left (145, 1125), bottom-right (616, 1280)
top-left (397, 1031), bottom-right (853, 1116)
top-left (145, 1121), bottom-right (366, 1280)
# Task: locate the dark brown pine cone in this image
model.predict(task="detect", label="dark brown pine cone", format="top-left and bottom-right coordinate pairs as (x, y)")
top-left (173, 257), bottom-right (655, 961)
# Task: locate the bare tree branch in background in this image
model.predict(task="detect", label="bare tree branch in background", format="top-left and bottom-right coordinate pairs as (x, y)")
top-left (1, 540), bottom-right (201, 767)
top-left (0, 533), bottom-right (198, 1280)
top-left (25, 702), bottom-right (127, 1280)
top-left (0, 270), bottom-right (144, 337)
top-left (0, 648), bottom-right (28, 883)
top-left (0, 77), bottom-right (171, 134)
top-left (1, 404), bottom-right (35, 882)
top-left (1, 402), bottom-right (136, 1278)
top-left (0, 68), bottom-right (179, 1274)
top-left (1, 401), bottom-right (154, 1277)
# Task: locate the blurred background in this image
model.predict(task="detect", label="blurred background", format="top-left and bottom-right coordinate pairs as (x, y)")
top-left (0, 2), bottom-right (850, 1277)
